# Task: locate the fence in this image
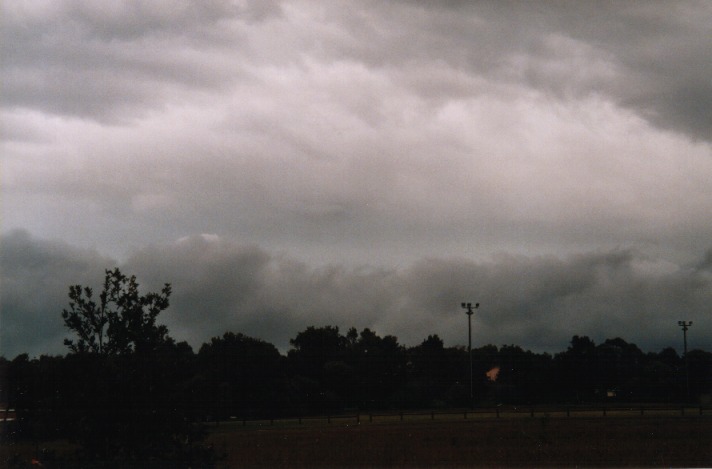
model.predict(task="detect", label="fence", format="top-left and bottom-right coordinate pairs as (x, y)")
top-left (223, 404), bottom-right (712, 429)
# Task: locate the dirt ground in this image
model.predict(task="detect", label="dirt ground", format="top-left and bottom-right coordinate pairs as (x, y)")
top-left (209, 415), bottom-right (712, 467)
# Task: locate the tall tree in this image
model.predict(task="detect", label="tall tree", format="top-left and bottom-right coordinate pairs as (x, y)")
top-left (62, 268), bottom-right (172, 355)
top-left (405, 335), bottom-right (450, 407)
top-left (198, 332), bottom-right (288, 420)
top-left (288, 325), bottom-right (347, 382)
top-left (553, 336), bottom-right (597, 402)
top-left (351, 328), bottom-right (406, 409)
top-left (59, 268), bottom-right (214, 468)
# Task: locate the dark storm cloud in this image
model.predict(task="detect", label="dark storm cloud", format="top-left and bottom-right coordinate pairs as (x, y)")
top-left (122, 234), bottom-right (400, 352)
top-left (547, 1), bottom-right (712, 142)
top-left (392, 1), bottom-right (712, 141)
top-left (4, 232), bottom-right (710, 358)
top-left (398, 250), bottom-right (712, 352)
top-left (0, 230), bottom-right (115, 358)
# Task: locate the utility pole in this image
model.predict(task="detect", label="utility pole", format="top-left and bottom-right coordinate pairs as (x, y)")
top-left (461, 302), bottom-right (479, 408)
top-left (678, 320), bottom-right (692, 402)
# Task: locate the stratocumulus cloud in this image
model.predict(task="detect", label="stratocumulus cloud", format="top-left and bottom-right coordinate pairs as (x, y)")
top-left (2, 231), bottom-right (710, 358)
top-left (2, 2), bottom-right (712, 357)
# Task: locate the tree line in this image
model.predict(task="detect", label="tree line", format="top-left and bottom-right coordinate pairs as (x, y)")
top-left (2, 269), bottom-right (711, 467)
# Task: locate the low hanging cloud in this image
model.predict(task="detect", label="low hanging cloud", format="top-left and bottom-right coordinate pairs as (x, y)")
top-left (3, 230), bottom-right (710, 358)
top-left (0, 230), bottom-right (115, 358)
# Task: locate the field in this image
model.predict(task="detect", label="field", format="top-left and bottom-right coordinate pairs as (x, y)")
top-left (3, 409), bottom-right (710, 467)
top-left (209, 412), bottom-right (712, 467)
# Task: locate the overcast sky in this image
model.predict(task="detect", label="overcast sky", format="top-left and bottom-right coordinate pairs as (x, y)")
top-left (2, 1), bottom-right (712, 358)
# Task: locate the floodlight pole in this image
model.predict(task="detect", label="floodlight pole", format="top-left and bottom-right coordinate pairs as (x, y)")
top-left (461, 302), bottom-right (479, 408)
top-left (678, 320), bottom-right (692, 402)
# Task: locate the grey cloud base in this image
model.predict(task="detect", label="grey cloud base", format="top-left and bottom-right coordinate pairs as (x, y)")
top-left (3, 230), bottom-right (710, 359)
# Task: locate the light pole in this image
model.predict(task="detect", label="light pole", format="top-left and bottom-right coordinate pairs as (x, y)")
top-left (678, 320), bottom-right (692, 402)
top-left (461, 302), bottom-right (479, 407)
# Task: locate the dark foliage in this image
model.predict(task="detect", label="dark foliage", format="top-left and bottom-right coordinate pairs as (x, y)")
top-left (6, 268), bottom-right (217, 468)
top-left (3, 272), bottom-right (711, 467)
top-left (197, 332), bottom-right (290, 420)
top-left (61, 268), bottom-right (172, 356)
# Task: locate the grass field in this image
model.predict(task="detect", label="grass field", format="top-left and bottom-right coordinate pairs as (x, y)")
top-left (209, 414), bottom-right (712, 467)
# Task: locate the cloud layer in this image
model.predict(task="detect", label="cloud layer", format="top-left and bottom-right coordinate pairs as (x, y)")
top-left (3, 231), bottom-right (710, 358)
top-left (4, 1), bottom-right (712, 265)
top-left (2, 2), bottom-right (712, 356)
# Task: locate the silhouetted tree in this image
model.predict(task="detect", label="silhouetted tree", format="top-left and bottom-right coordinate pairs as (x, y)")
top-left (687, 349), bottom-right (712, 400)
top-left (595, 338), bottom-right (644, 400)
top-left (641, 350), bottom-right (680, 401)
top-left (494, 345), bottom-right (554, 404)
top-left (287, 326), bottom-right (351, 413)
top-left (288, 326), bottom-right (346, 380)
top-left (197, 332), bottom-right (289, 420)
top-left (350, 328), bottom-right (406, 409)
top-left (62, 268), bottom-right (172, 355)
top-left (406, 335), bottom-right (451, 407)
top-left (58, 268), bottom-right (215, 468)
top-left (555, 335), bottom-right (598, 402)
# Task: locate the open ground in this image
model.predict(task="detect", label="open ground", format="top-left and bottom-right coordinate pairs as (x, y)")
top-left (209, 411), bottom-right (712, 467)
top-left (3, 408), bottom-right (710, 467)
